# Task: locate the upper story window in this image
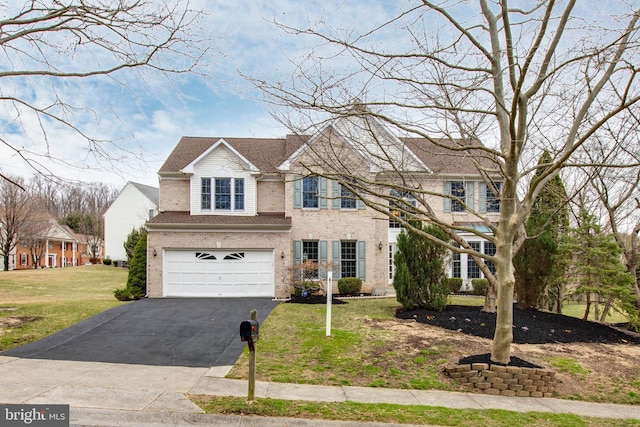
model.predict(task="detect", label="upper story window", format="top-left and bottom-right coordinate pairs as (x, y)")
top-left (201, 177), bottom-right (245, 211)
top-left (484, 182), bottom-right (501, 213)
top-left (444, 181), bottom-right (474, 213)
top-left (450, 181), bottom-right (466, 212)
top-left (389, 189), bottom-right (416, 228)
top-left (303, 176), bottom-right (319, 208)
top-left (340, 183), bottom-right (357, 209)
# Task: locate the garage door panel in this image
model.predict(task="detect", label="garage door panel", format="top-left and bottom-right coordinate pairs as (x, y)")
top-left (163, 250), bottom-right (274, 297)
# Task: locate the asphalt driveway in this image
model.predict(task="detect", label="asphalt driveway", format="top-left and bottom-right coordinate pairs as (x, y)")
top-left (1, 298), bottom-right (280, 368)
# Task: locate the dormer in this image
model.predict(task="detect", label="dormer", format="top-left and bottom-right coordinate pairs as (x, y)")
top-left (181, 138), bottom-right (260, 216)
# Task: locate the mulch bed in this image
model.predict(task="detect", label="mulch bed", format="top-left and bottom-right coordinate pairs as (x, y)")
top-left (396, 304), bottom-right (640, 345)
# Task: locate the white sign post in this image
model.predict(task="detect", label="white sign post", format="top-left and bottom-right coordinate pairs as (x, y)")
top-left (326, 271), bottom-right (333, 336)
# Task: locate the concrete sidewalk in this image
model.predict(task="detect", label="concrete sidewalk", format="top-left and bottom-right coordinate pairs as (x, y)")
top-left (1, 356), bottom-right (639, 426)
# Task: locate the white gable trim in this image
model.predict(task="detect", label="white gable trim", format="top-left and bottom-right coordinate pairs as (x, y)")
top-left (182, 138), bottom-right (260, 174)
top-left (278, 123), bottom-right (332, 171)
top-left (278, 116), bottom-right (431, 174)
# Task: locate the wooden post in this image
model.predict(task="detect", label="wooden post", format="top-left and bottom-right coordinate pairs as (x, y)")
top-left (248, 308), bottom-right (257, 401)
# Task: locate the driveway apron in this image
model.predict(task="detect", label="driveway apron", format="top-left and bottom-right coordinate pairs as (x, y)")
top-left (1, 298), bottom-right (279, 367)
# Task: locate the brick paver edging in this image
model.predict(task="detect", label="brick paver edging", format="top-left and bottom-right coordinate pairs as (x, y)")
top-left (444, 363), bottom-right (557, 397)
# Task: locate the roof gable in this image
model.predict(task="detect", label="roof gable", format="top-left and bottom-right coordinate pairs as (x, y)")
top-left (159, 136), bottom-right (305, 175)
top-left (279, 112), bottom-right (430, 173)
top-left (182, 138), bottom-right (260, 174)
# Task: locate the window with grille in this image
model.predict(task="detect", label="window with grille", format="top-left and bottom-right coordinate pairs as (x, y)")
top-left (467, 242), bottom-right (481, 278)
top-left (486, 182), bottom-right (501, 213)
top-left (201, 177), bottom-right (245, 211)
top-left (302, 176), bottom-right (319, 208)
top-left (450, 181), bottom-right (465, 212)
top-left (341, 241), bottom-right (357, 278)
top-left (484, 242), bottom-right (497, 274)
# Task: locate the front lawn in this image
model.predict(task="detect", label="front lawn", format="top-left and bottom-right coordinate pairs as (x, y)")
top-left (0, 265), bottom-right (128, 351)
top-left (227, 296), bottom-right (640, 405)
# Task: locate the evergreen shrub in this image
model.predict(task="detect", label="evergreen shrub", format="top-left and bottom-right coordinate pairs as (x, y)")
top-left (338, 277), bottom-right (362, 295)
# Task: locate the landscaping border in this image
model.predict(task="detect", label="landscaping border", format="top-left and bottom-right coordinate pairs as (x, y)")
top-left (444, 363), bottom-right (557, 397)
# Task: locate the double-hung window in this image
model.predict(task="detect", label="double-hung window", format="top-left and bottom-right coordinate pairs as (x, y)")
top-left (201, 177), bottom-right (245, 211)
top-left (450, 181), bottom-right (466, 212)
top-left (389, 189), bottom-right (416, 228)
top-left (340, 183), bottom-right (357, 209)
top-left (201, 178), bottom-right (212, 210)
top-left (341, 241), bottom-right (357, 278)
top-left (215, 178), bottom-right (231, 209)
top-left (451, 248), bottom-right (461, 278)
top-left (303, 176), bottom-right (319, 208)
top-left (484, 241), bottom-right (497, 274)
top-left (467, 242), bottom-right (481, 279)
top-left (485, 182), bottom-right (501, 213)
top-left (302, 241), bottom-right (319, 279)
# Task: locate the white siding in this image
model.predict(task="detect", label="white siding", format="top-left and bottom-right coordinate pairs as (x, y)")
top-left (189, 145), bottom-right (257, 216)
top-left (104, 183), bottom-right (157, 261)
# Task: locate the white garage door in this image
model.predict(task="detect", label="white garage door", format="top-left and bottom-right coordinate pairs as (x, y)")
top-left (163, 250), bottom-right (274, 297)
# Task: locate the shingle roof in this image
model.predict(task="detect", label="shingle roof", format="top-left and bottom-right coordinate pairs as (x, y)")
top-left (401, 138), bottom-right (498, 176)
top-left (159, 135), bottom-right (306, 174)
top-left (147, 211), bottom-right (291, 229)
top-left (159, 133), bottom-right (495, 177)
top-left (129, 182), bottom-right (159, 204)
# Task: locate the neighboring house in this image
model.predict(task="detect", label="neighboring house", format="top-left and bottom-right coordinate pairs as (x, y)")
top-left (103, 182), bottom-right (159, 262)
top-left (15, 217), bottom-right (82, 269)
top-left (147, 114), bottom-right (501, 298)
top-left (73, 231), bottom-right (105, 265)
top-left (0, 251), bottom-right (16, 271)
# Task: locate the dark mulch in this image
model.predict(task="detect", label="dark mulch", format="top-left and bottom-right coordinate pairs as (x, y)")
top-left (287, 295), bottom-right (348, 304)
top-left (459, 353), bottom-right (542, 369)
top-left (396, 304), bottom-right (640, 345)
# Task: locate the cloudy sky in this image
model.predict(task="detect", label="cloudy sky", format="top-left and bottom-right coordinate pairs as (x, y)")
top-left (0, 0), bottom-right (405, 189)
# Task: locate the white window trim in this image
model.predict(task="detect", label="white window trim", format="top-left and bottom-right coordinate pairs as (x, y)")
top-left (201, 176), bottom-right (246, 212)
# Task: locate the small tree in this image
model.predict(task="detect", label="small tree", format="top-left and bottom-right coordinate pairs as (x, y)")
top-left (126, 232), bottom-right (147, 298)
top-left (394, 222), bottom-right (449, 311)
top-left (124, 227), bottom-right (145, 264)
top-left (514, 151), bottom-right (569, 311)
top-left (560, 210), bottom-right (636, 321)
top-left (115, 231), bottom-right (147, 301)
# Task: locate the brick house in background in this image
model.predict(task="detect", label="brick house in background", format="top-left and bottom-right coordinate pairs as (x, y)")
top-left (14, 217), bottom-right (102, 270)
top-left (146, 114), bottom-right (501, 298)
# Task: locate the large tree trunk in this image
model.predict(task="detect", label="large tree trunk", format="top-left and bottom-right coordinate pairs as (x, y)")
top-left (483, 280), bottom-right (497, 313)
top-left (491, 260), bottom-right (515, 364)
top-left (490, 228), bottom-right (516, 364)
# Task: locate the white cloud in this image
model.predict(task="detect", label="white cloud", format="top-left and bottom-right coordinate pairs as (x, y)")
top-left (0, 0), bottom-right (408, 188)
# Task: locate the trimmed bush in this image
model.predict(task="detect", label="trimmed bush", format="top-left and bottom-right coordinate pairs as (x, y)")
top-left (293, 281), bottom-right (323, 297)
top-left (103, 258), bottom-right (112, 266)
top-left (471, 278), bottom-right (489, 296)
top-left (338, 277), bottom-right (362, 295)
top-left (445, 278), bottom-right (463, 294)
top-left (113, 288), bottom-right (136, 301)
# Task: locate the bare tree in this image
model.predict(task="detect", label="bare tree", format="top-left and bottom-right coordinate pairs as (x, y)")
top-left (0, 0), bottom-right (210, 181)
top-left (0, 176), bottom-right (30, 270)
top-left (254, 1), bottom-right (640, 363)
top-left (19, 204), bottom-right (52, 269)
top-left (581, 113), bottom-right (640, 310)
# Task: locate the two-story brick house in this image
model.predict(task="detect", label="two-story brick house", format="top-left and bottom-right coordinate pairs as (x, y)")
top-left (146, 114), bottom-right (501, 298)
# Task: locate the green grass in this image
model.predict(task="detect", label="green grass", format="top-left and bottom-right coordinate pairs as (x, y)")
top-left (548, 357), bottom-right (592, 377)
top-left (228, 298), bottom-right (453, 390)
top-left (0, 265), bottom-right (128, 351)
top-left (560, 301), bottom-right (629, 324)
top-left (192, 396), bottom-right (640, 427)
